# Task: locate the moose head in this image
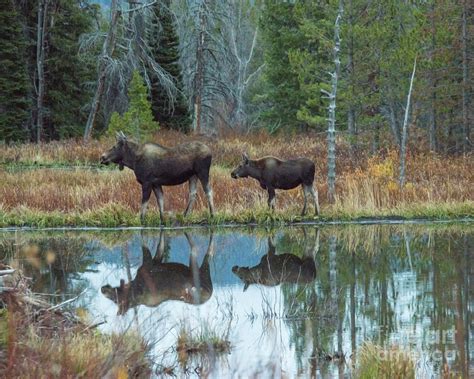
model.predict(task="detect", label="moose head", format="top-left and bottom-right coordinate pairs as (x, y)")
top-left (231, 153), bottom-right (252, 179)
top-left (99, 131), bottom-right (129, 171)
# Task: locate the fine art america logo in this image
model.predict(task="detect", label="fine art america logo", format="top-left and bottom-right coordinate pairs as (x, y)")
top-left (373, 329), bottom-right (462, 363)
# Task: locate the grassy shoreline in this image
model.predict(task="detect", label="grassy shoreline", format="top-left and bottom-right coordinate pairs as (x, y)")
top-left (1, 200), bottom-right (472, 228)
top-left (1, 132), bottom-right (472, 228)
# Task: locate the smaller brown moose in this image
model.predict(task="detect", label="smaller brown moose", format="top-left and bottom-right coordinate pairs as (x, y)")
top-left (101, 231), bottom-right (214, 315)
top-left (232, 231), bottom-right (319, 291)
top-left (231, 153), bottom-right (320, 215)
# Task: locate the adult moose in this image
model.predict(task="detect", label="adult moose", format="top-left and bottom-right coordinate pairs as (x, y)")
top-left (232, 230), bottom-right (319, 291)
top-left (231, 153), bottom-right (320, 215)
top-left (101, 231), bottom-right (214, 315)
top-left (100, 132), bottom-right (214, 223)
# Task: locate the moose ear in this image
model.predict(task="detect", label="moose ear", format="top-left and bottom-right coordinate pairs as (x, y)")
top-left (116, 131), bottom-right (127, 142)
top-left (242, 153), bottom-right (249, 164)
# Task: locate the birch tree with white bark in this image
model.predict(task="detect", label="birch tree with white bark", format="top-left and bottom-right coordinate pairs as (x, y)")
top-left (323, 0), bottom-right (343, 203)
top-left (399, 57), bottom-right (417, 187)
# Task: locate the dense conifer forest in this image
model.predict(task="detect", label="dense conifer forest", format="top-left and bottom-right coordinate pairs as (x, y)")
top-left (0, 0), bottom-right (471, 153)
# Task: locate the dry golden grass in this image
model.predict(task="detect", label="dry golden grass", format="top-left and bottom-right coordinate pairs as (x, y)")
top-left (0, 139), bottom-right (105, 166)
top-left (0, 272), bottom-right (150, 378)
top-left (334, 150), bottom-right (473, 213)
top-left (0, 130), bottom-right (472, 226)
top-left (354, 342), bottom-right (416, 379)
top-left (6, 328), bottom-right (150, 378)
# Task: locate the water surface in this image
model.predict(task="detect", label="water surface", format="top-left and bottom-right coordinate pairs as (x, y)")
top-left (1, 223), bottom-right (473, 377)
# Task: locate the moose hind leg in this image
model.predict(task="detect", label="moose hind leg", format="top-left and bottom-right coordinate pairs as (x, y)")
top-left (200, 178), bottom-right (214, 217)
top-left (140, 184), bottom-right (153, 224)
top-left (302, 185), bottom-right (309, 216)
top-left (153, 185), bottom-right (164, 223)
top-left (268, 188), bottom-right (276, 210)
top-left (184, 176), bottom-right (198, 216)
top-left (310, 185), bottom-right (320, 216)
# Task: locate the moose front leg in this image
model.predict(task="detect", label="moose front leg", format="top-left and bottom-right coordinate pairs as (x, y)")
top-left (140, 184), bottom-right (152, 224)
top-left (267, 188), bottom-right (276, 210)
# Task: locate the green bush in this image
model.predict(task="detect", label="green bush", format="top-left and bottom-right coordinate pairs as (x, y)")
top-left (107, 71), bottom-right (160, 141)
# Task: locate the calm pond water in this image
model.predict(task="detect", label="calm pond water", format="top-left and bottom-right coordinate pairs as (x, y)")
top-left (1, 223), bottom-right (473, 378)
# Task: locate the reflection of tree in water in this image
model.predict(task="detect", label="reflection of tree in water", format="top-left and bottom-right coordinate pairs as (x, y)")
top-left (0, 234), bottom-right (96, 303)
top-left (428, 231), bottom-right (473, 376)
top-left (279, 225), bottom-right (473, 377)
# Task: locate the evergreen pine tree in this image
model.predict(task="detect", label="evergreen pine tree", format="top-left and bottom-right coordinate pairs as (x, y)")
top-left (288, 1), bottom-right (332, 131)
top-left (258, 1), bottom-right (306, 131)
top-left (46, 0), bottom-right (97, 139)
top-left (149, 0), bottom-right (190, 131)
top-left (108, 71), bottom-right (160, 141)
top-left (12, 0), bottom-right (96, 141)
top-left (0, 0), bottom-right (31, 142)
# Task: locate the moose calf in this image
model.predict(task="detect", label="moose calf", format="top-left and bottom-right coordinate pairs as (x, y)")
top-left (231, 153), bottom-right (320, 215)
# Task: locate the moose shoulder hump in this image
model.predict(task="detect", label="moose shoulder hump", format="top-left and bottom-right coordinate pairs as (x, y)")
top-left (141, 143), bottom-right (168, 157)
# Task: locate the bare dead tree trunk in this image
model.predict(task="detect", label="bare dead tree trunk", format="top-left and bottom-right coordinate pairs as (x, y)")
top-left (83, 0), bottom-right (119, 143)
top-left (399, 57), bottom-right (417, 187)
top-left (226, 1), bottom-right (263, 131)
top-left (193, 1), bottom-right (206, 134)
top-left (231, 27), bottom-right (260, 129)
top-left (36, 0), bottom-right (49, 143)
top-left (461, 0), bottom-right (470, 154)
top-left (323, 0), bottom-right (343, 204)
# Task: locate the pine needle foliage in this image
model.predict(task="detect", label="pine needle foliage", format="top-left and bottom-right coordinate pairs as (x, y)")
top-left (108, 71), bottom-right (160, 141)
top-left (0, 0), bottom-right (30, 142)
top-left (149, 0), bottom-right (190, 131)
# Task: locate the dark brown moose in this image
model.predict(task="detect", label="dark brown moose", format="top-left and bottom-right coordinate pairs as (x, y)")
top-left (101, 232), bottom-right (214, 315)
top-left (230, 153), bottom-right (320, 215)
top-left (100, 132), bottom-right (214, 223)
top-left (232, 232), bottom-right (318, 291)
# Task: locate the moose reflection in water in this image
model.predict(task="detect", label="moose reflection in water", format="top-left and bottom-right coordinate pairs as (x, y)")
top-left (232, 230), bottom-right (319, 291)
top-left (101, 231), bottom-right (214, 315)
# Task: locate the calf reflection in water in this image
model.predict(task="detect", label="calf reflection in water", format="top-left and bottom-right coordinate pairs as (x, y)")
top-left (101, 232), bottom-right (214, 315)
top-left (232, 231), bottom-right (318, 291)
